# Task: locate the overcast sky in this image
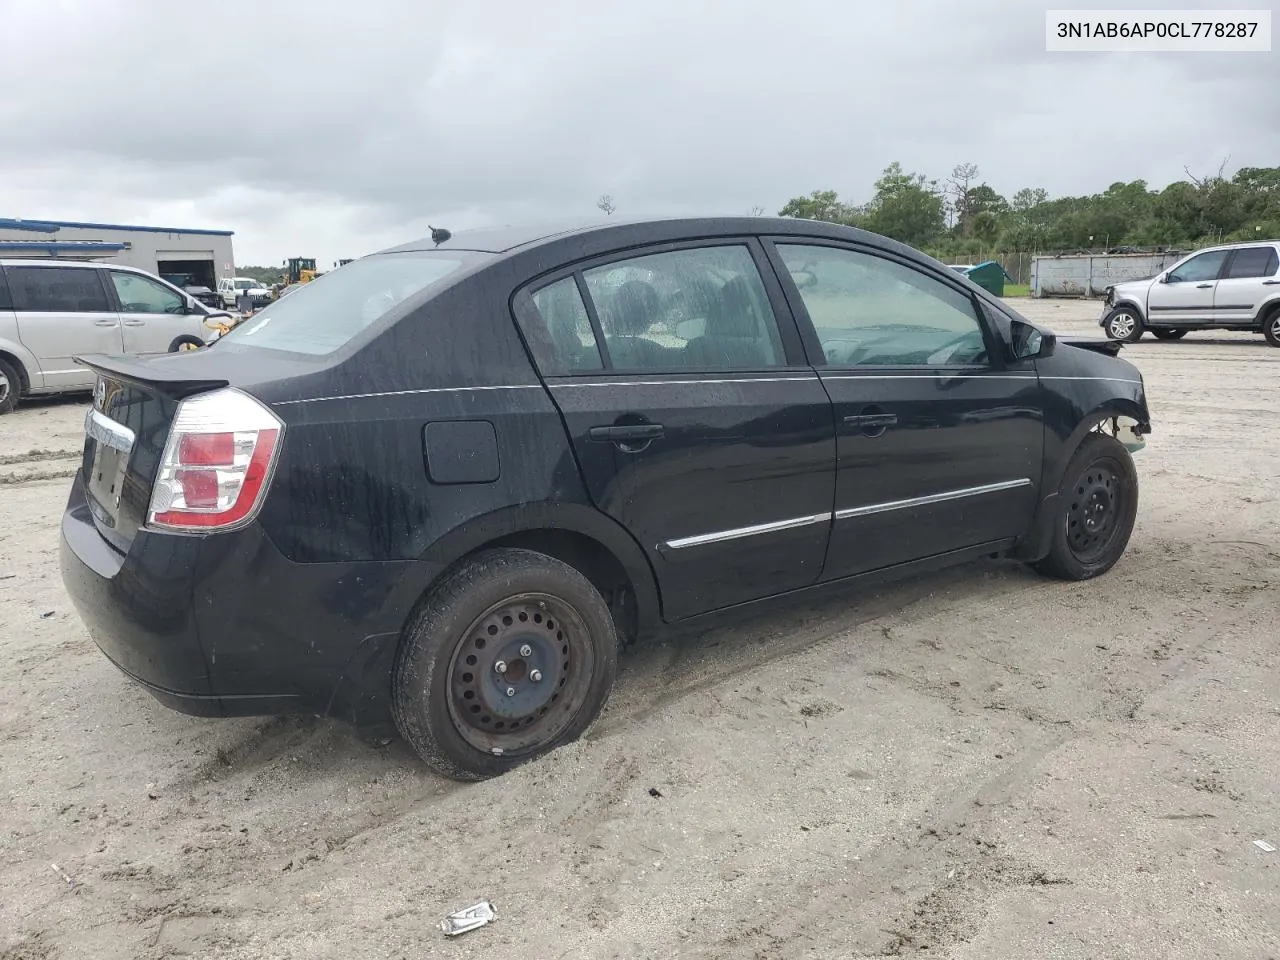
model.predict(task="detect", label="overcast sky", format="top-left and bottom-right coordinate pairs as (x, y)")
top-left (1, 0), bottom-right (1275, 266)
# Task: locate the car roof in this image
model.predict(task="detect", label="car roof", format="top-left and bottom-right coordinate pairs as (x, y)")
top-left (0, 258), bottom-right (157, 273)
top-left (381, 215), bottom-right (918, 259)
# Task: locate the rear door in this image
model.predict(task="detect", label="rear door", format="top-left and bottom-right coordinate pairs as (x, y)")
top-left (765, 240), bottom-right (1043, 580)
top-left (1146, 249), bottom-right (1230, 325)
top-left (1213, 245), bottom-right (1280, 326)
top-left (512, 239), bottom-right (836, 621)
top-left (6, 264), bottom-right (122, 390)
top-left (108, 270), bottom-right (197, 354)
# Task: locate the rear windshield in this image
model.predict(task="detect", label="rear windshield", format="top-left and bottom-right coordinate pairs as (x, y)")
top-left (221, 252), bottom-right (476, 355)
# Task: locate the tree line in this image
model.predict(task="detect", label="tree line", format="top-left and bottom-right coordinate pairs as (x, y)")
top-left (778, 161), bottom-right (1280, 262)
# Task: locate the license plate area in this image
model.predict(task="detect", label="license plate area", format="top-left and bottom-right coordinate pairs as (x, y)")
top-left (84, 407), bottom-right (137, 529)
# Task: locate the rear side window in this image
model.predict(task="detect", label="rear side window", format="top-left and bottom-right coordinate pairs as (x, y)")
top-left (1224, 247), bottom-right (1280, 279)
top-left (7, 266), bottom-right (111, 312)
top-left (581, 245), bottom-right (786, 372)
top-left (222, 252), bottom-right (474, 355)
top-left (526, 279), bottom-right (603, 374)
top-left (0, 268), bottom-right (11, 311)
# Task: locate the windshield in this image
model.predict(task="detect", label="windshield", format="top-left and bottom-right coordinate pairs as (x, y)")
top-left (219, 251), bottom-right (474, 355)
top-left (233, 279), bottom-right (259, 290)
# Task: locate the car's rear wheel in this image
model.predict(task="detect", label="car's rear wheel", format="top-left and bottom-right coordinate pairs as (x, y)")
top-left (1103, 306), bottom-right (1144, 342)
top-left (169, 335), bottom-right (205, 352)
top-left (1032, 433), bottom-right (1138, 581)
top-left (1152, 328), bottom-right (1187, 341)
top-left (0, 356), bottom-right (20, 415)
top-left (1264, 308), bottom-right (1280, 348)
top-left (392, 548), bottom-right (618, 780)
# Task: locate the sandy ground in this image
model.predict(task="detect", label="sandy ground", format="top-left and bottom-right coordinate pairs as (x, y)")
top-left (2, 299), bottom-right (1279, 959)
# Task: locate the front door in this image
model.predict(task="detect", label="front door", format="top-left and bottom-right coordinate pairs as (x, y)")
top-left (1213, 246), bottom-right (1280, 326)
top-left (108, 271), bottom-right (193, 354)
top-left (1146, 249), bottom-right (1231, 325)
top-left (767, 241), bottom-right (1043, 580)
top-left (5, 264), bottom-right (122, 390)
top-left (513, 241), bottom-right (836, 620)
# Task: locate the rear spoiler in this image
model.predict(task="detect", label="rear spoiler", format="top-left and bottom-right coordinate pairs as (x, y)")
top-left (74, 354), bottom-right (229, 400)
top-left (1056, 336), bottom-right (1123, 357)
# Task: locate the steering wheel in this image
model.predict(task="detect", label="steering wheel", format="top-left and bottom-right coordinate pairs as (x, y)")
top-left (927, 332), bottom-right (985, 366)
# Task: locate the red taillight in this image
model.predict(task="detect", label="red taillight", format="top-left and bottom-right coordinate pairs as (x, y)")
top-left (148, 389), bottom-right (284, 532)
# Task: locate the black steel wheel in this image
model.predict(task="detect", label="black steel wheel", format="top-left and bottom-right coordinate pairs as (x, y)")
top-left (1033, 432), bottom-right (1138, 581)
top-left (1152, 328), bottom-right (1187, 341)
top-left (1103, 306), bottom-right (1144, 342)
top-left (393, 548), bottom-right (618, 780)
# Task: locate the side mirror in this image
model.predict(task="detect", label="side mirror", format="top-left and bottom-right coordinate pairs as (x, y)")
top-left (1160, 273), bottom-right (1173, 283)
top-left (1010, 319), bottom-right (1055, 359)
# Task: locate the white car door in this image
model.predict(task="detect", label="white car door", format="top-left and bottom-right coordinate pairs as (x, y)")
top-left (1213, 246), bottom-right (1280, 326)
top-left (1146, 249), bottom-right (1230, 324)
top-left (7, 264), bottom-right (123, 390)
top-left (109, 271), bottom-right (200, 354)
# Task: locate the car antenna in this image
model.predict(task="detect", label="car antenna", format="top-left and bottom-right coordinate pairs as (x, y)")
top-left (429, 225), bottom-right (451, 246)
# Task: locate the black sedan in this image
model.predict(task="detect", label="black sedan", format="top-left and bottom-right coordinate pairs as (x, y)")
top-left (60, 217), bottom-right (1151, 779)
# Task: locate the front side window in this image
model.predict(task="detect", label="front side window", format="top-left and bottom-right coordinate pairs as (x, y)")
top-left (777, 244), bottom-right (987, 366)
top-left (1224, 247), bottom-right (1280, 280)
top-left (111, 272), bottom-right (184, 314)
top-left (220, 251), bottom-right (472, 355)
top-left (7, 266), bottom-right (111, 313)
top-left (1168, 250), bottom-right (1229, 283)
top-left (580, 245), bottom-right (786, 372)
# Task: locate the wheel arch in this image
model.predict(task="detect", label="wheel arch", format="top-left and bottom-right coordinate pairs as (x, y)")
top-left (1016, 399), bottom-right (1147, 562)
top-left (414, 501), bottom-right (663, 644)
top-left (0, 347), bottom-right (33, 396)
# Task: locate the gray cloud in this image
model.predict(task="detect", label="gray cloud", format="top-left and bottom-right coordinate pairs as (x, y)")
top-left (1, 0), bottom-right (1275, 265)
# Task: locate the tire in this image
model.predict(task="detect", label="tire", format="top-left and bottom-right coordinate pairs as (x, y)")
top-left (1152, 328), bottom-right (1187, 341)
top-left (1264, 308), bottom-right (1280, 348)
top-left (1103, 305), bottom-right (1144, 342)
top-left (169, 335), bottom-right (205, 352)
top-left (1032, 433), bottom-right (1138, 581)
top-left (392, 548), bottom-right (619, 780)
top-left (0, 356), bottom-right (20, 415)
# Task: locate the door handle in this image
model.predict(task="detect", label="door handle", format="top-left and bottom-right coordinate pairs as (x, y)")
top-left (1196, 283), bottom-right (1213, 288)
top-left (844, 413), bottom-right (898, 427)
top-left (1264, 280), bottom-right (1280, 285)
top-left (844, 410), bottom-right (898, 438)
top-left (122, 319), bottom-right (146, 326)
top-left (93, 319), bottom-right (118, 327)
top-left (588, 424), bottom-right (665, 442)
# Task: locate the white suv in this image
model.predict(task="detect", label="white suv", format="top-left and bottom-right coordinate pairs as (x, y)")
top-left (0, 259), bottom-right (224, 414)
top-left (1100, 241), bottom-right (1280, 345)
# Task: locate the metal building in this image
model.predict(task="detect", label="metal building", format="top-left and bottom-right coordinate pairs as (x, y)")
top-left (0, 218), bottom-right (235, 290)
top-left (1031, 251), bottom-right (1184, 298)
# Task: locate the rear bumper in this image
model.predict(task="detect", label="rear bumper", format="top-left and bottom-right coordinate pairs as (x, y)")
top-left (59, 472), bottom-right (427, 726)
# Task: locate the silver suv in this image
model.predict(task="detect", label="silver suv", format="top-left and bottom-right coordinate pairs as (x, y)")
top-left (1100, 240), bottom-right (1280, 345)
top-left (0, 259), bottom-right (225, 414)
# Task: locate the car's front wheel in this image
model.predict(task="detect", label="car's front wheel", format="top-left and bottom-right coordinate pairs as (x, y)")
top-left (393, 548), bottom-right (619, 780)
top-left (1103, 306), bottom-right (1145, 342)
top-left (1152, 328), bottom-right (1187, 341)
top-left (169, 335), bottom-right (205, 352)
top-left (1032, 433), bottom-right (1138, 581)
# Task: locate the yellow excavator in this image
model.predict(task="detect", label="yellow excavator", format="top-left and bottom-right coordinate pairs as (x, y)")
top-left (275, 257), bottom-right (319, 299)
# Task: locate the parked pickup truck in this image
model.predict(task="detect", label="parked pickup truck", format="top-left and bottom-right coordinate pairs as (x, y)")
top-left (217, 277), bottom-right (273, 309)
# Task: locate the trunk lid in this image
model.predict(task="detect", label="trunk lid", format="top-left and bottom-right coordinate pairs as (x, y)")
top-left (74, 347), bottom-right (313, 552)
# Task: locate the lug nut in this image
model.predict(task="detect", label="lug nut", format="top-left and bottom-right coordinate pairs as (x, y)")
top-left (494, 660), bottom-right (507, 674)
top-left (506, 687), bottom-right (516, 697)
top-left (530, 669), bottom-right (543, 682)
top-left (520, 644), bottom-right (532, 657)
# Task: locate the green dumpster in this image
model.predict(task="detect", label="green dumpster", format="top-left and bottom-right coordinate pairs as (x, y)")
top-left (966, 260), bottom-right (1013, 296)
